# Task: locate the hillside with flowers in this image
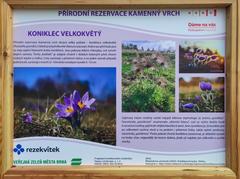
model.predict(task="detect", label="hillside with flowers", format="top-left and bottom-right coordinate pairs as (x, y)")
top-left (122, 41), bottom-right (175, 112)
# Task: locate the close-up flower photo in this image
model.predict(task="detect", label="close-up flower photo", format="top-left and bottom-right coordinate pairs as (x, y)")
top-left (179, 40), bottom-right (225, 73)
top-left (179, 77), bottom-right (224, 112)
top-left (14, 67), bottom-right (116, 145)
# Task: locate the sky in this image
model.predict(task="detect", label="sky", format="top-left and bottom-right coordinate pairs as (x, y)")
top-left (122, 40), bottom-right (175, 52)
top-left (14, 67), bottom-right (116, 100)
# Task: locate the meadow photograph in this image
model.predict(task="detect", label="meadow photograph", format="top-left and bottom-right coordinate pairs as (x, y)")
top-left (122, 40), bottom-right (175, 112)
top-left (14, 67), bottom-right (116, 145)
top-left (179, 40), bottom-right (225, 73)
top-left (179, 77), bottom-right (224, 112)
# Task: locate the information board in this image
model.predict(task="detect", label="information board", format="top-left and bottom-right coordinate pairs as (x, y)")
top-left (13, 8), bottom-right (226, 166)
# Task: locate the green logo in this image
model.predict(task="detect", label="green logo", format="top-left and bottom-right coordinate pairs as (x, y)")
top-left (71, 158), bottom-right (82, 166)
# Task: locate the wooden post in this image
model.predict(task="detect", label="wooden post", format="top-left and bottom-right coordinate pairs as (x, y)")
top-left (1, 1), bottom-right (13, 178)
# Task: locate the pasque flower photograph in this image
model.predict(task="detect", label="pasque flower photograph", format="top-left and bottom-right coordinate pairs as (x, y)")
top-left (122, 40), bottom-right (175, 112)
top-left (14, 67), bottom-right (116, 145)
top-left (179, 40), bottom-right (225, 73)
top-left (179, 77), bottom-right (224, 112)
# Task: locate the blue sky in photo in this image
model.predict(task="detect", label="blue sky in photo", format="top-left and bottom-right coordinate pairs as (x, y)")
top-left (14, 67), bottom-right (116, 100)
top-left (122, 40), bottom-right (175, 52)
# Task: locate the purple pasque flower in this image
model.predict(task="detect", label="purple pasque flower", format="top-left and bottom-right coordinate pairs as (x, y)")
top-left (210, 55), bottom-right (218, 60)
top-left (55, 95), bottom-right (76, 118)
top-left (73, 90), bottom-right (96, 112)
top-left (196, 48), bottom-right (203, 54)
top-left (183, 103), bottom-right (194, 109)
top-left (195, 95), bottom-right (201, 101)
top-left (199, 81), bottom-right (212, 91)
top-left (23, 112), bottom-right (32, 123)
top-left (198, 55), bottom-right (207, 61)
top-left (184, 52), bottom-right (193, 60)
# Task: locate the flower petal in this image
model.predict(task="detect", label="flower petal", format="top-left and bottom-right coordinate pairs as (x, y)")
top-left (206, 82), bottom-right (212, 91)
top-left (56, 111), bottom-right (68, 118)
top-left (199, 81), bottom-right (207, 91)
top-left (82, 91), bottom-right (89, 103)
top-left (183, 103), bottom-right (194, 109)
top-left (199, 56), bottom-right (206, 60)
top-left (73, 90), bottom-right (81, 103)
top-left (64, 96), bottom-right (71, 106)
top-left (195, 95), bottom-right (201, 101)
top-left (72, 103), bottom-right (79, 111)
top-left (85, 98), bottom-right (96, 107)
top-left (211, 55), bottom-right (217, 60)
top-left (55, 103), bottom-right (66, 110)
top-left (56, 112), bottom-right (61, 118)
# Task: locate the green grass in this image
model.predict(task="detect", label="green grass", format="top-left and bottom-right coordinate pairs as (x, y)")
top-left (122, 63), bottom-right (132, 75)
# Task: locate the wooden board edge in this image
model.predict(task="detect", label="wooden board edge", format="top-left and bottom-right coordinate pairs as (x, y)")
top-left (0, 0), bottom-right (238, 179)
top-left (237, 0), bottom-right (240, 178)
top-left (226, 0), bottom-right (238, 174)
top-left (1, 0), bottom-right (13, 178)
top-left (4, 0), bottom-right (235, 5)
top-left (3, 166), bottom-right (237, 179)
top-left (0, 0), bottom-right (3, 177)
top-left (4, 0), bottom-right (234, 9)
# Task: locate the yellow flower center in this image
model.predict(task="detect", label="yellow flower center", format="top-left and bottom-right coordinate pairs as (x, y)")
top-left (78, 101), bottom-right (85, 109)
top-left (65, 106), bottom-right (74, 113)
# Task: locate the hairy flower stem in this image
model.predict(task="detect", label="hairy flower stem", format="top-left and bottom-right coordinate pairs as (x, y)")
top-left (201, 91), bottom-right (216, 112)
top-left (193, 104), bottom-right (200, 112)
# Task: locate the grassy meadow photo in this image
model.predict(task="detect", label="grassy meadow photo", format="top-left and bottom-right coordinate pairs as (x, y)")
top-left (179, 40), bottom-right (225, 73)
top-left (122, 41), bottom-right (175, 112)
top-left (179, 77), bottom-right (224, 112)
top-left (14, 67), bottom-right (116, 145)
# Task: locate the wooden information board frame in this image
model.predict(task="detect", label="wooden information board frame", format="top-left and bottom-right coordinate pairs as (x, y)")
top-left (0, 0), bottom-right (239, 179)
